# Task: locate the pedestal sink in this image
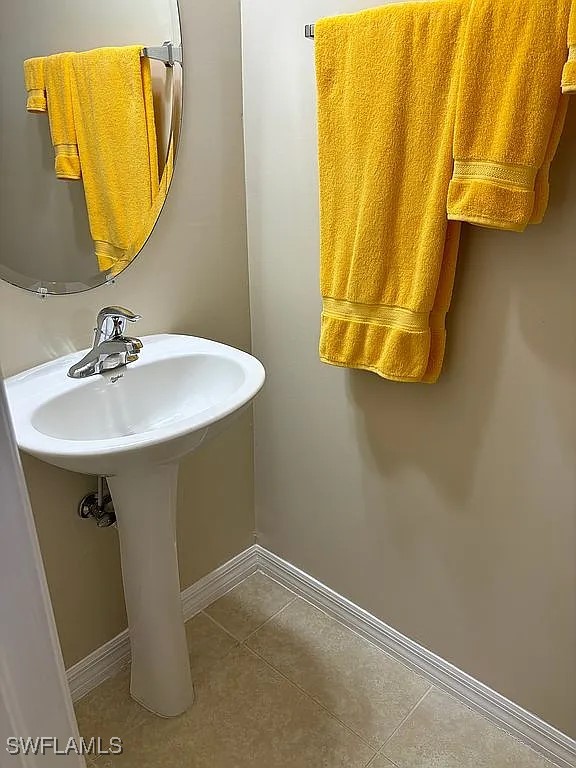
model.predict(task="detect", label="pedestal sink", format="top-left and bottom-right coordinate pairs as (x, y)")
top-left (5, 334), bottom-right (265, 717)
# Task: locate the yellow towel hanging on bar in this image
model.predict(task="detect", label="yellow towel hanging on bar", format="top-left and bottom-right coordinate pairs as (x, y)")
top-left (447, 0), bottom-right (572, 232)
top-left (23, 56), bottom-right (47, 113)
top-left (315, 2), bottom-right (468, 383)
top-left (68, 45), bottom-right (160, 272)
top-left (562, 2), bottom-right (576, 92)
top-left (107, 137), bottom-right (174, 277)
top-left (44, 53), bottom-right (81, 181)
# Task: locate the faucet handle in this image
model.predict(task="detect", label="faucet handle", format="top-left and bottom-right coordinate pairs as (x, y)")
top-left (96, 306), bottom-right (141, 343)
top-left (97, 306), bottom-right (141, 326)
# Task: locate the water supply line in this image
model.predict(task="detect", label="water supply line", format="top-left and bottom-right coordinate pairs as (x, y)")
top-left (78, 476), bottom-right (116, 527)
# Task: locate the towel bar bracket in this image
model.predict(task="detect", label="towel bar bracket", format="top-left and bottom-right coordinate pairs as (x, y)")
top-left (305, 24), bottom-right (315, 39)
top-left (141, 41), bottom-right (182, 67)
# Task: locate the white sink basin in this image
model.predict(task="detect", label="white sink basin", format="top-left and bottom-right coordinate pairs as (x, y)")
top-left (5, 334), bottom-right (264, 719)
top-left (6, 334), bottom-right (265, 476)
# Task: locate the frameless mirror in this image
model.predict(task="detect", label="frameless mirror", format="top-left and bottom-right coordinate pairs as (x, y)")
top-left (0, 0), bottom-right (182, 294)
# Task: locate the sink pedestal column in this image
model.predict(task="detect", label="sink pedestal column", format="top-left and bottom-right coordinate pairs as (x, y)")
top-left (107, 463), bottom-right (194, 717)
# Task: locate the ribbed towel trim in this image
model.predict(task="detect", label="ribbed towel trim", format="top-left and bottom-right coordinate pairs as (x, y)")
top-left (452, 160), bottom-right (537, 190)
top-left (322, 297), bottom-right (446, 333)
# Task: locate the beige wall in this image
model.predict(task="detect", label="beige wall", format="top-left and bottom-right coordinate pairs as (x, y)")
top-left (242, 0), bottom-right (576, 737)
top-left (0, 0), bottom-right (254, 667)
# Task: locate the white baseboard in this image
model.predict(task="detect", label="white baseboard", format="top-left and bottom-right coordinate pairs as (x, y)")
top-left (67, 544), bottom-right (576, 768)
top-left (67, 545), bottom-right (260, 702)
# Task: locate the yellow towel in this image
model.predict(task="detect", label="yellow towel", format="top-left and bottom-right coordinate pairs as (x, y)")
top-left (562, 3), bottom-right (576, 92)
top-left (23, 56), bottom-right (47, 112)
top-left (69, 46), bottom-right (159, 272)
top-left (107, 137), bottom-right (174, 277)
top-left (447, 0), bottom-right (572, 233)
top-left (44, 53), bottom-right (82, 181)
top-left (316, 2), bottom-right (467, 384)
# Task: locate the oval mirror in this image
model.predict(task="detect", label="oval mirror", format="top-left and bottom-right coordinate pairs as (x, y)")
top-left (0, 0), bottom-right (182, 294)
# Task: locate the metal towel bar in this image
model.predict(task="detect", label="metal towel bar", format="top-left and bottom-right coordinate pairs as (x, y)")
top-left (141, 41), bottom-right (182, 67)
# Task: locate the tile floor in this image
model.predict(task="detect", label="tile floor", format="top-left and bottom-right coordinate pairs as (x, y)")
top-left (76, 571), bottom-right (556, 768)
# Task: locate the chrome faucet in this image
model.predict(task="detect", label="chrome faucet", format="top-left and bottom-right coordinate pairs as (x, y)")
top-left (67, 307), bottom-right (143, 379)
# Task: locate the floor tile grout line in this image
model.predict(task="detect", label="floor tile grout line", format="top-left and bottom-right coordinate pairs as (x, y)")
top-left (256, 569), bottom-right (299, 597)
top-left (244, 643), bottom-right (379, 753)
top-left (202, 594), bottom-right (298, 644)
top-left (364, 751), bottom-right (391, 768)
top-left (198, 610), bottom-right (244, 644)
top-left (240, 595), bottom-right (299, 643)
top-left (201, 568), bottom-right (297, 641)
top-left (293, 593), bottom-right (434, 688)
top-left (375, 684), bottom-right (434, 757)
top-left (364, 754), bottom-right (400, 768)
top-left (197, 568), bottom-right (273, 619)
top-left (198, 610), bottom-right (247, 643)
top-left (242, 595), bottom-right (435, 757)
top-left (194, 586), bottom-right (380, 755)
top-left (367, 753), bottom-right (401, 768)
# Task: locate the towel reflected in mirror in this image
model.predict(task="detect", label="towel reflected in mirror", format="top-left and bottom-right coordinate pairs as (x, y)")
top-left (23, 44), bottom-right (174, 277)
